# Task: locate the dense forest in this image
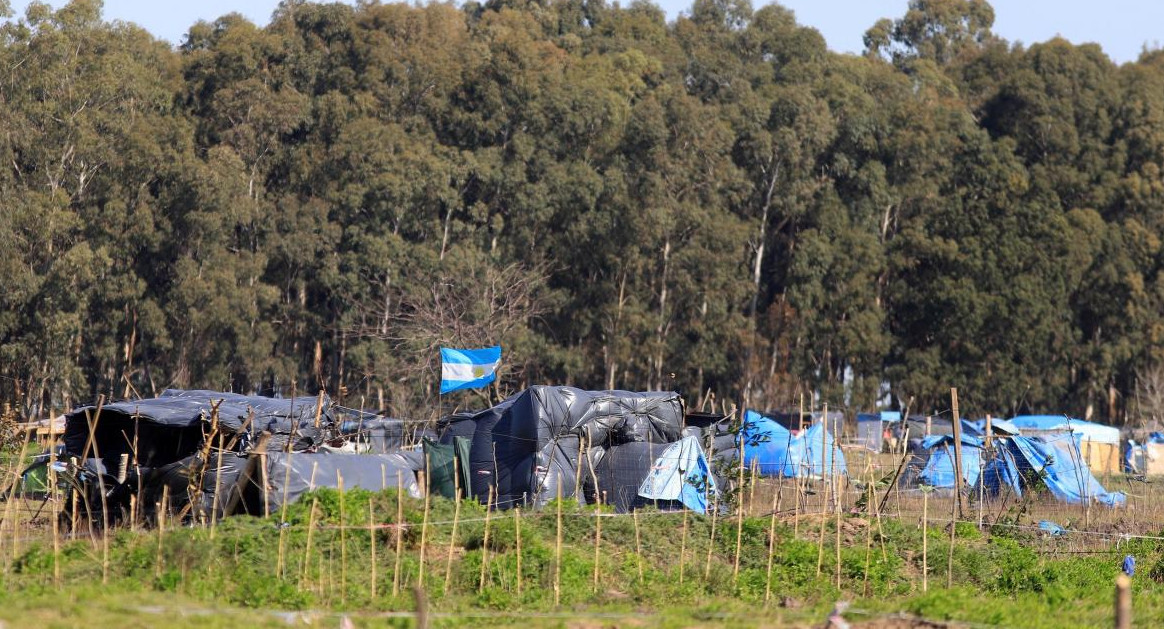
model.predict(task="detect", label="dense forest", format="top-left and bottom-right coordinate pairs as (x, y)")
top-left (3, 0), bottom-right (1164, 423)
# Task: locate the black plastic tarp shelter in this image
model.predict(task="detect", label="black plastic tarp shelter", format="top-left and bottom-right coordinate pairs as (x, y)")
top-left (63, 389), bottom-right (333, 471)
top-left (446, 386), bottom-right (684, 509)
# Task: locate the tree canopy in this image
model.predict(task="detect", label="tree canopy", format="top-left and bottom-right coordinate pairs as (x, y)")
top-left (3, 0), bottom-right (1163, 423)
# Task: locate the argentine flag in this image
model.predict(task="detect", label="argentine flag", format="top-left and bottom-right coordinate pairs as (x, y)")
top-left (440, 346), bottom-right (502, 394)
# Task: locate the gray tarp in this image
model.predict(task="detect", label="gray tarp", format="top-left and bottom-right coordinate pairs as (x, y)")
top-left (460, 387), bottom-right (685, 508)
top-left (139, 451), bottom-right (250, 520)
top-left (260, 451), bottom-right (421, 516)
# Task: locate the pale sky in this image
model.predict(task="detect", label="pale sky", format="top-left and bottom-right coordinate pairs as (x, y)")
top-left (9, 0), bottom-right (1164, 65)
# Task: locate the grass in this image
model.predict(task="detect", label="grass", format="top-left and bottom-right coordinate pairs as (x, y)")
top-left (1, 482), bottom-right (1162, 628)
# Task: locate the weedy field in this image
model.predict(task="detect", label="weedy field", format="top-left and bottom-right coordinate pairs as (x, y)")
top-left (0, 477), bottom-right (1162, 629)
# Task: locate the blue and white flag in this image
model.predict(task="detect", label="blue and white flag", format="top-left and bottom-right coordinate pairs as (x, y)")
top-left (440, 346), bottom-right (502, 394)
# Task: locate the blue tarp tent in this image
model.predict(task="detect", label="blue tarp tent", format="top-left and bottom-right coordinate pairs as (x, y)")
top-left (911, 434), bottom-right (984, 489)
top-left (739, 410), bottom-right (846, 478)
top-left (977, 433), bottom-right (1125, 506)
top-left (638, 435), bottom-right (718, 514)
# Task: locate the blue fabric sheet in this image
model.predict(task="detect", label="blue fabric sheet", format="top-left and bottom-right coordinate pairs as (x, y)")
top-left (977, 434), bottom-right (1125, 507)
top-left (637, 435), bottom-right (718, 514)
top-left (739, 410), bottom-right (846, 478)
top-left (917, 434), bottom-right (983, 488)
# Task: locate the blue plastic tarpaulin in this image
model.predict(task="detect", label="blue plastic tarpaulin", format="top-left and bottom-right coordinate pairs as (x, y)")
top-left (916, 434), bottom-right (983, 488)
top-left (739, 410), bottom-right (846, 478)
top-left (638, 435), bottom-right (718, 514)
top-left (977, 434), bottom-right (1125, 506)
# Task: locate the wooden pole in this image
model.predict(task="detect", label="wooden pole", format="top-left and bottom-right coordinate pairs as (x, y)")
top-left (414, 584), bottom-right (429, 629)
top-left (1115, 573), bottom-right (1131, 629)
top-left (950, 388), bottom-right (964, 518)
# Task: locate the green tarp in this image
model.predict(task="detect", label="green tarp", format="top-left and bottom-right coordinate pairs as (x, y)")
top-left (423, 437), bottom-right (471, 499)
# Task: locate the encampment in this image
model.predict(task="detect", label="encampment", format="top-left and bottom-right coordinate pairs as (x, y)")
top-left (1007, 415), bottom-right (1121, 477)
top-left (976, 432), bottom-right (1125, 507)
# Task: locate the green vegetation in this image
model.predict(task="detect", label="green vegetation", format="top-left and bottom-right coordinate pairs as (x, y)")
top-left (3, 0), bottom-right (1164, 421)
top-left (0, 488), bottom-right (1160, 627)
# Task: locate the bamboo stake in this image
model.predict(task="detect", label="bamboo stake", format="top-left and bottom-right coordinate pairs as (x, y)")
top-left (49, 441), bottom-right (60, 589)
top-left (155, 485), bottom-right (168, 579)
top-left (443, 458), bottom-right (462, 596)
top-left (947, 487), bottom-right (956, 589)
top-left (816, 406), bottom-right (827, 578)
top-left (704, 503), bottom-right (718, 580)
top-left (764, 478), bottom-right (779, 605)
top-left (749, 458), bottom-right (759, 512)
top-left (679, 508), bottom-right (689, 585)
top-left (862, 459), bottom-right (876, 595)
top-left (302, 498), bottom-right (319, 590)
top-left (276, 448), bottom-right (298, 577)
top-left (922, 487), bottom-right (929, 592)
top-left (554, 476), bottom-right (563, 607)
top-left (832, 406), bottom-right (841, 589)
top-left (734, 443), bottom-right (745, 580)
top-left (950, 388), bottom-right (964, 519)
top-left (210, 433), bottom-right (224, 539)
top-left (338, 471), bottom-right (347, 605)
top-left (592, 505), bottom-right (602, 594)
top-left (514, 506), bottom-right (524, 596)
top-left (835, 485), bottom-right (842, 589)
top-left (393, 471), bottom-right (404, 597)
top-left (478, 486), bottom-right (493, 593)
top-left (369, 497), bottom-right (378, 600)
top-left (418, 457), bottom-right (431, 589)
top-left (633, 509), bottom-right (644, 585)
top-left (793, 472), bottom-right (801, 538)
top-left (574, 438), bottom-right (585, 505)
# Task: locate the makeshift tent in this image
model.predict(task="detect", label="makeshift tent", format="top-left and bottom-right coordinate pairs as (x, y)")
top-left (63, 389), bottom-right (333, 472)
top-left (856, 412), bottom-right (901, 451)
top-left (738, 410), bottom-right (847, 478)
top-left (977, 433), bottom-right (1125, 507)
top-left (139, 451), bottom-right (252, 521)
top-left (422, 437), bottom-right (472, 499)
top-left (588, 441), bottom-right (676, 511)
top-left (16, 446), bottom-right (66, 498)
top-left (452, 386), bottom-right (684, 509)
top-left (900, 434), bottom-right (983, 490)
top-left (750, 410), bottom-right (844, 435)
top-left (638, 435), bottom-right (718, 514)
top-left (1124, 433), bottom-right (1164, 475)
top-left (1008, 415), bottom-right (1121, 476)
top-left (255, 451), bottom-right (422, 516)
top-left (339, 417), bottom-right (433, 453)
